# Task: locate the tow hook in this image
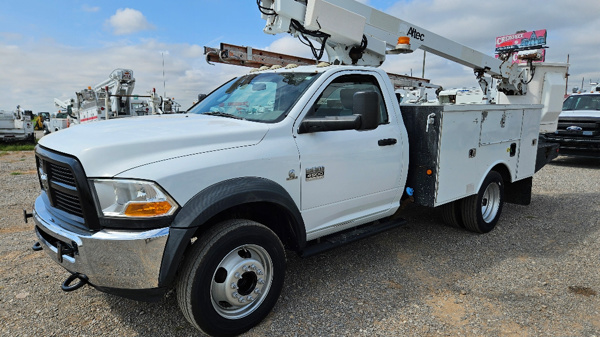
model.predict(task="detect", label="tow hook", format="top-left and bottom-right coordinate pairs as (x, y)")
top-left (32, 241), bottom-right (43, 251)
top-left (23, 209), bottom-right (33, 223)
top-left (61, 273), bottom-right (89, 292)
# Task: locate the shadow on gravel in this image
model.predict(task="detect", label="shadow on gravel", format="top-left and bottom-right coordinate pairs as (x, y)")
top-left (102, 190), bottom-right (599, 336)
top-left (550, 155), bottom-right (600, 168)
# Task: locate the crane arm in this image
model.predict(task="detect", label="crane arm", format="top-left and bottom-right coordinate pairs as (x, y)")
top-left (259, 0), bottom-right (531, 95)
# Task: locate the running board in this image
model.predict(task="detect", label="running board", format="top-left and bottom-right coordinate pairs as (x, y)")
top-left (300, 218), bottom-right (407, 258)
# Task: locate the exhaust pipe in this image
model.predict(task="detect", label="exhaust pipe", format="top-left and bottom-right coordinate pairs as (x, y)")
top-left (61, 273), bottom-right (89, 292)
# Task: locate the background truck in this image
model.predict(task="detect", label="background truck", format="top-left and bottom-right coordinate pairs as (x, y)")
top-left (543, 89), bottom-right (600, 157)
top-left (0, 106), bottom-right (35, 142)
top-left (27, 0), bottom-right (567, 335)
top-left (43, 103), bottom-right (72, 134)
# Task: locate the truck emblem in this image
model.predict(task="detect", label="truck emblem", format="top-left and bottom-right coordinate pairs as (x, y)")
top-left (39, 167), bottom-right (49, 191)
top-left (566, 126), bottom-right (582, 131)
top-left (286, 170), bottom-right (298, 181)
top-left (306, 166), bottom-right (325, 181)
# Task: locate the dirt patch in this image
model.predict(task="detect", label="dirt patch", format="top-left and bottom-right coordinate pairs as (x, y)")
top-left (568, 286), bottom-right (597, 297)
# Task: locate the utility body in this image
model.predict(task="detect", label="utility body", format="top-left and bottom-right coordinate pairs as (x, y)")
top-left (28, 1), bottom-right (567, 335)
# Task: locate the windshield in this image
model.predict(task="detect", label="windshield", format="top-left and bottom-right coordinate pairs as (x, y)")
top-left (563, 95), bottom-right (600, 111)
top-left (188, 72), bottom-right (320, 123)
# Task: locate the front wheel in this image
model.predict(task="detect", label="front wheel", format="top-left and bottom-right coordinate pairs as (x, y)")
top-left (176, 219), bottom-right (285, 336)
top-left (461, 171), bottom-right (504, 233)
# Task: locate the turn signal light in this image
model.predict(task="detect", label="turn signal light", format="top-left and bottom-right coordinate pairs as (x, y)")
top-left (124, 201), bottom-right (174, 217)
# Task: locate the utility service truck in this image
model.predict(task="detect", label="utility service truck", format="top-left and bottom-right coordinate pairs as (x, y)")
top-left (27, 1), bottom-right (567, 335)
top-left (46, 69), bottom-right (170, 134)
top-left (0, 106), bottom-right (35, 142)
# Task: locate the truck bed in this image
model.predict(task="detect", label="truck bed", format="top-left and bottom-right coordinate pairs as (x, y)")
top-left (400, 103), bottom-right (542, 207)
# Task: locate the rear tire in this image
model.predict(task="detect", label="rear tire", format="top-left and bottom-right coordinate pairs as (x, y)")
top-left (461, 171), bottom-right (504, 233)
top-left (441, 200), bottom-right (464, 228)
top-left (176, 219), bottom-right (285, 336)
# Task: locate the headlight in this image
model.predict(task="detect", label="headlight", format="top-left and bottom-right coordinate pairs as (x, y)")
top-left (92, 179), bottom-right (178, 218)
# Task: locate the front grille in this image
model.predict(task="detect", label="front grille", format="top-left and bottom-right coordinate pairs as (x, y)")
top-left (43, 160), bottom-right (83, 217)
top-left (35, 146), bottom-right (100, 230)
top-left (48, 162), bottom-right (77, 186)
top-left (556, 117), bottom-right (600, 136)
top-left (53, 188), bottom-right (84, 217)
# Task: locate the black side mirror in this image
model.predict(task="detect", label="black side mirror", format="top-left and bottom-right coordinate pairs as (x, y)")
top-left (353, 91), bottom-right (379, 130)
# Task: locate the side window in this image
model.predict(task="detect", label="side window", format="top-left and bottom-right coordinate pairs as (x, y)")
top-left (309, 74), bottom-right (389, 124)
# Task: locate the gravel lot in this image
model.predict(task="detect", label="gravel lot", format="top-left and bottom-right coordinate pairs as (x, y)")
top-left (1, 150), bottom-right (598, 336)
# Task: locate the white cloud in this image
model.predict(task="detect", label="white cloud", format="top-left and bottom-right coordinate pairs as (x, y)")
top-left (0, 39), bottom-right (247, 112)
top-left (265, 36), bottom-right (313, 59)
top-left (2, 0), bottom-right (600, 112)
top-left (106, 8), bottom-right (155, 35)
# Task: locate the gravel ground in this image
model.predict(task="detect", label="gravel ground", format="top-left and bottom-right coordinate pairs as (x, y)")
top-left (1, 151), bottom-right (598, 337)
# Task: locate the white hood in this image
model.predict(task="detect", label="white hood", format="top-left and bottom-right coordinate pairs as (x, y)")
top-left (559, 110), bottom-right (600, 119)
top-left (38, 114), bottom-right (270, 177)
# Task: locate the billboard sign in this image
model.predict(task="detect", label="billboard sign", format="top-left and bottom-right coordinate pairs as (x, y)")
top-left (495, 29), bottom-right (547, 63)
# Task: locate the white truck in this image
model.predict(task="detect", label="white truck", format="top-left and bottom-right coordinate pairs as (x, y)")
top-left (543, 86), bottom-right (600, 157)
top-left (0, 106), bottom-right (35, 142)
top-left (43, 100), bottom-right (73, 134)
top-left (27, 1), bottom-right (567, 335)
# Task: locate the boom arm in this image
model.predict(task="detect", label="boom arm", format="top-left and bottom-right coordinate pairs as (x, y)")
top-left (260, 0), bottom-right (528, 95)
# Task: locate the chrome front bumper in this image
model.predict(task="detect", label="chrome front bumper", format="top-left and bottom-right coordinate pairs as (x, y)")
top-left (33, 196), bottom-right (170, 289)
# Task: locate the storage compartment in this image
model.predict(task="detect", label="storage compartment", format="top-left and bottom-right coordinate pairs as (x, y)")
top-left (400, 104), bottom-right (542, 207)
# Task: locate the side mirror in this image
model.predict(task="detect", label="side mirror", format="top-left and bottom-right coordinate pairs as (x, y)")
top-left (298, 115), bottom-right (362, 134)
top-left (353, 91), bottom-right (379, 130)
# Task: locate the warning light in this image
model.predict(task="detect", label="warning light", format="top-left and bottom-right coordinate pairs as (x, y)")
top-left (388, 36), bottom-right (413, 54)
top-left (426, 169), bottom-right (433, 176)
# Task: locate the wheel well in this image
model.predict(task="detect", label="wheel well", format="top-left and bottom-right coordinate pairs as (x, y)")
top-left (190, 202), bottom-right (302, 252)
top-left (491, 163), bottom-right (511, 184)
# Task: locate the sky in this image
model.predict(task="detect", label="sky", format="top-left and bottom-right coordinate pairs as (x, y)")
top-left (1, 0), bottom-right (599, 112)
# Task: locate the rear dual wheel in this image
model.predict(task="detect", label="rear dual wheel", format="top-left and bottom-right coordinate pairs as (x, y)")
top-left (442, 171), bottom-right (504, 233)
top-left (177, 219), bottom-right (285, 336)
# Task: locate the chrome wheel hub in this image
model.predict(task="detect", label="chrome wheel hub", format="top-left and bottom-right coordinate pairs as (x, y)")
top-left (481, 182), bottom-right (501, 223)
top-left (210, 244), bottom-right (273, 319)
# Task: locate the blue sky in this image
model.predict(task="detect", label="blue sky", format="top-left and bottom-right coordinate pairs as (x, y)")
top-left (1, 0), bottom-right (599, 112)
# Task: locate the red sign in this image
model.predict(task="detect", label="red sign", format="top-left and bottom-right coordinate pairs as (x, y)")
top-left (495, 29), bottom-right (547, 63)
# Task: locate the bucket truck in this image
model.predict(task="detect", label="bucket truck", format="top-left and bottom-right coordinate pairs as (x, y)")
top-left (0, 105), bottom-right (34, 142)
top-left (28, 1), bottom-right (568, 335)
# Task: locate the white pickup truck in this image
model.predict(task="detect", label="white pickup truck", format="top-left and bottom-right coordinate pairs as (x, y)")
top-left (29, 63), bottom-right (564, 335)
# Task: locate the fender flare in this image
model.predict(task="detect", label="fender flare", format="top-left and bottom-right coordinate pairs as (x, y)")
top-left (158, 177), bottom-right (305, 287)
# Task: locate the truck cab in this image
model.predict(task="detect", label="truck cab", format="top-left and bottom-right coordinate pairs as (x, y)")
top-left (545, 92), bottom-right (600, 157)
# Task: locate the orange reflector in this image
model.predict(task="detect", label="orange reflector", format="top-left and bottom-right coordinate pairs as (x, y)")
top-left (426, 169), bottom-right (433, 176)
top-left (124, 201), bottom-right (173, 217)
top-left (397, 36), bottom-right (410, 45)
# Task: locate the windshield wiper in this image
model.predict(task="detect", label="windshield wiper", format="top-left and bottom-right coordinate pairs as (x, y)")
top-left (203, 111), bottom-right (245, 120)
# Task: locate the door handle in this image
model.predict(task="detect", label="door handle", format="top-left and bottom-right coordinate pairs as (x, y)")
top-left (378, 138), bottom-right (397, 146)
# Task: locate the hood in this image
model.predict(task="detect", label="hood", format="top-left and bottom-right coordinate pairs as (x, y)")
top-left (38, 114), bottom-right (270, 177)
top-left (559, 110), bottom-right (600, 119)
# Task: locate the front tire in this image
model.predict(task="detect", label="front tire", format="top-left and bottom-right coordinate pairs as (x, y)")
top-left (461, 171), bottom-right (504, 233)
top-left (176, 219), bottom-right (285, 336)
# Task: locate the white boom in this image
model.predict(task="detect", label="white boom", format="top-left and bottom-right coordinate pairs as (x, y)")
top-left (260, 0), bottom-right (532, 96)
top-left (93, 68), bottom-right (136, 116)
